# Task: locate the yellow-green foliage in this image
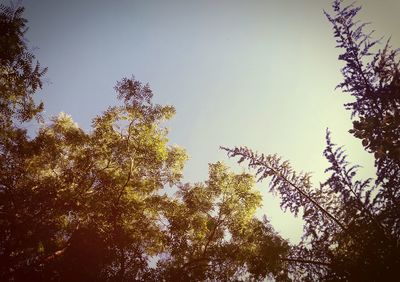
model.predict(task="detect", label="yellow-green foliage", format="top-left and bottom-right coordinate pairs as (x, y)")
top-left (0, 5), bottom-right (289, 281)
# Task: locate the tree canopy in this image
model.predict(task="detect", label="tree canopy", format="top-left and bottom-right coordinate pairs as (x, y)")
top-left (224, 0), bottom-right (400, 280)
top-left (0, 4), bottom-right (289, 281)
top-left (0, 4), bottom-right (46, 126)
top-left (1, 1), bottom-right (399, 281)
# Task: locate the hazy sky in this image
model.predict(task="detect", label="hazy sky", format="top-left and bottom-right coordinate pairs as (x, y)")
top-left (17, 0), bottom-right (400, 243)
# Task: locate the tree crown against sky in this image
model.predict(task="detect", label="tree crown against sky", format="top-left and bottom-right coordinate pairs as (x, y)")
top-left (0, 4), bottom-right (46, 127)
top-left (0, 3), bottom-right (290, 281)
top-left (224, 0), bottom-right (400, 280)
top-left (1, 0), bottom-right (400, 281)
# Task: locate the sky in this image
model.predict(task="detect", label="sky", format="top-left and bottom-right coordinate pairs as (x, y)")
top-left (14, 0), bottom-right (400, 243)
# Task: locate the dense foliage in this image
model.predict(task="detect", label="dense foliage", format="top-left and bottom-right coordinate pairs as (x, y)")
top-left (0, 4), bottom-right (289, 281)
top-left (2, 1), bottom-right (398, 281)
top-left (156, 162), bottom-right (290, 281)
top-left (0, 4), bottom-right (46, 126)
top-left (224, 0), bottom-right (400, 280)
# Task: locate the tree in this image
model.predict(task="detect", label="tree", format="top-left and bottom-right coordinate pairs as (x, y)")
top-left (0, 74), bottom-right (187, 280)
top-left (325, 0), bottom-right (400, 240)
top-left (0, 4), bottom-right (290, 281)
top-left (0, 4), bottom-right (48, 280)
top-left (0, 5), bottom-right (188, 279)
top-left (156, 162), bottom-right (290, 281)
top-left (0, 4), bottom-right (46, 127)
top-left (223, 0), bottom-right (400, 280)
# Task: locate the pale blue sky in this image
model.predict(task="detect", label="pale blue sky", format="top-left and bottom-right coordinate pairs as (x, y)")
top-left (19, 0), bottom-right (400, 243)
